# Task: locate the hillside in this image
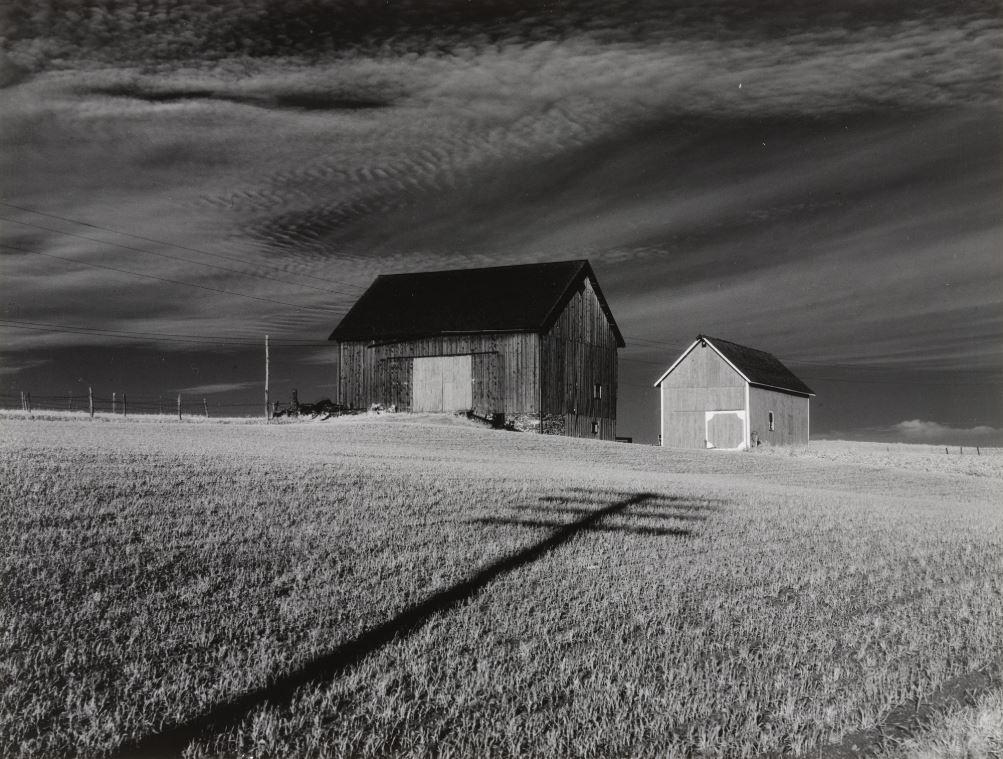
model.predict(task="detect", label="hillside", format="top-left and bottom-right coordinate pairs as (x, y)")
top-left (2, 414), bottom-right (1001, 757)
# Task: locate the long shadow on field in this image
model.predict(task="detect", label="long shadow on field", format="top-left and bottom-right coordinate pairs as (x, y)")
top-left (109, 490), bottom-right (697, 759)
top-left (470, 492), bottom-right (718, 536)
top-left (471, 516), bottom-right (692, 537)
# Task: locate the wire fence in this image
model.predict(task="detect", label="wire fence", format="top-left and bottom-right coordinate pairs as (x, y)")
top-left (0, 391), bottom-right (267, 419)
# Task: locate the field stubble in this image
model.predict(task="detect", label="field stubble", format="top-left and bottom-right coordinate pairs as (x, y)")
top-left (1, 412), bottom-right (1001, 758)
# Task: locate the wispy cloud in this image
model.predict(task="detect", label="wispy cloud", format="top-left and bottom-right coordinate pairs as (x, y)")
top-left (889, 420), bottom-right (1003, 445)
top-left (175, 381), bottom-right (256, 396)
top-left (0, 356), bottom-right (50, 376)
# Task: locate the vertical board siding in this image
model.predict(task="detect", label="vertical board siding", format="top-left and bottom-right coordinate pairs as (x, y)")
top-left (748, 386), bottom-right (810, 446)
top-left (661, 405), bottom-right (706, 449)
top-left (659, 343), bottom-right (746, 448)
top-left (539, 276), bottom-right (620, 440)
top-left (335, 333), bottom-right (538, 416)
top-left (471, 352), bottom-right (501, 418)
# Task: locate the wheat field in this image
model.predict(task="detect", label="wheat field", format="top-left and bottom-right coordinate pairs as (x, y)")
top-left (1, 412), bottom-right (1001, 758)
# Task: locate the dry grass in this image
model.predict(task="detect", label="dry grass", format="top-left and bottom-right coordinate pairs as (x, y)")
top-left (873, 690), bottom-right (1003, 759)
top-left (1, 414), bottom-right (1001, 757)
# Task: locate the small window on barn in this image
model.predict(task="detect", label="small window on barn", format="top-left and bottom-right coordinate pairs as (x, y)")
top-left (768, 412), bottom-right (775, 431)
top-left (592, 420), bottom-right (599, 434)
top-left (593, 383), bottom-right (602, 399)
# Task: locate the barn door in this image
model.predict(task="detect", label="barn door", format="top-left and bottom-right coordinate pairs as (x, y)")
top-left (705, 410), bottom-right (745, 449)
top-left (412, 356), bottom-right (472, 412)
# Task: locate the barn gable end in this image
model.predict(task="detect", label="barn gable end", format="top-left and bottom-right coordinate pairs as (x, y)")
top-left (540, 275), bottom-right (620, 438)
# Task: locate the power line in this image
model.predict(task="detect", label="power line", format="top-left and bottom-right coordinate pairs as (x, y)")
top-left (620, 356), bottom-right (671, 367)
top-left (0, 200), bottom-right (368, 292)
top-left (623, 336), bottom-right (686, 349)
top-left (2, 243), bottom-right (347, 316)
top-left (619, 338), bottom-right (1002, 379)
top-left (1, 216), bottom-right (363, 298)
top-left (0, 319), bottom-right (328, 345)
top-left (0, 320), bottom-right (333, 348)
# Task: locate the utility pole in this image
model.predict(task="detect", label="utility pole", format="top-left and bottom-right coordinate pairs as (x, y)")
top-left (123, 394), bottom-right (127, 417)
top-left (88, 386), bottom-right (94, 419)
top-left (112, 392), bottom-right (116, 415)
top-left (177, 393), bottom-right (182, 421)
top-left (265, 334), bottom-right (270, 423)
top-left (203, 397), bottom-right (209, 418)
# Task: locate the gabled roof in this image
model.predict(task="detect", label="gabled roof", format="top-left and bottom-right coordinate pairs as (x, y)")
top-left (653, 335), bottom-right (814, 396)
top-left (328, 259), bottom-right (625, 346)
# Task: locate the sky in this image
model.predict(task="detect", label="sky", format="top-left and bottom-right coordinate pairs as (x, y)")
top-left (1, 0), bottom-right (1001, 445)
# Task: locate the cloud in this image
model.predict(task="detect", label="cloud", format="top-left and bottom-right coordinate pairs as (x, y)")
top-left (0, 356), bottom-right (50, 376)
top-left (85, 82), bottom-right (394, 112)
top-left (175, 381), bottom-right (256, 396)
top-left (888, 420), bottom-right (1003, 445)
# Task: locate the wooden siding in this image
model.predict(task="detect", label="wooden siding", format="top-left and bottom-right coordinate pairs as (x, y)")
top-left (660, 342), bottom-right (746, 448)
top-left (665, 386), bottom-right (744, 411)
top-left (748, 386), bottom-right (810, 446)
top-left (540, 277), bottom-right (619, 440)
top-left (337, 333), bottom-right (538, 416)
top-left (661, 409), bottom-right (706, 449)
top-left (661, 342), bottom-right (745, 392)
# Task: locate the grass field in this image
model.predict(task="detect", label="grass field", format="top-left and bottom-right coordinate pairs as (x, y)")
top-left (2, 412), bottom-right (1001, 758)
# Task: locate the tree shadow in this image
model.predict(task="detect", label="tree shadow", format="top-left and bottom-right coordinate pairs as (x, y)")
top-left (109, 489), bottom-right (697, 758)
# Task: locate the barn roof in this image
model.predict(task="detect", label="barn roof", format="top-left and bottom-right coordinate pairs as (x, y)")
top-left (654, 335), bottom-right (814, 396)
top-left (328, 259), bottom-right (625, 346)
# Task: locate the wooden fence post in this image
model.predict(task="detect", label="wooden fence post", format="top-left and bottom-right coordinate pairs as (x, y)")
top-left (89, 386), bottom-right (94, 418)
top-left (177, 393), bottom-right (182, 421)
top-left (25, 392), bottom-right (32, 415)
top-left (203, 397), bottom-right (209, 419)
top-left (977, 446), bottom-right (981, 456)
top-left (123, 394), bottom-right (128, 418)
top-left (68, 394), bottom-right (73, 411)
top-left (945, 447), bottom-right (948, 454)
top-left (112, 392), bottom-right (116, 415)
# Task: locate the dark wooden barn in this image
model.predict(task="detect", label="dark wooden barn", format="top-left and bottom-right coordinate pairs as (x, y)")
top-left (654, 335), bottom-right (815, 449)
top-left (328, 260), bottom-right (625, 439)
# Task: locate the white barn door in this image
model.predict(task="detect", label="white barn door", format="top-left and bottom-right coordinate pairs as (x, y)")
top-left (705, 410), bottom-right (746, 449)
top-left (412, 356), bottom-right (472, 412)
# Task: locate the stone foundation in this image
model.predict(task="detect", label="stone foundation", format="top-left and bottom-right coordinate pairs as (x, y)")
top-left (504, 413), bottom-right (540, 433)
top-left (540, 414), bottom-right (566, 435)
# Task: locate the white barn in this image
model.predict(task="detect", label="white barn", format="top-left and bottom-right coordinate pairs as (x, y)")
top-left (653, 335), bottom-right (814, 449)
